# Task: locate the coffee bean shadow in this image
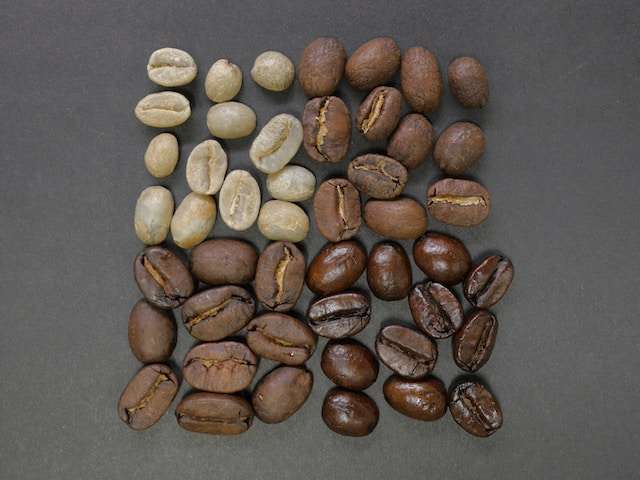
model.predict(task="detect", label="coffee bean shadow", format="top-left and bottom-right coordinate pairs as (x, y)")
top-left (256, 85), bottom-right (295, 106)
top-left (166, 357), bottom-right (183, 384)
top-left (379, 318), bottom-right (418, 330)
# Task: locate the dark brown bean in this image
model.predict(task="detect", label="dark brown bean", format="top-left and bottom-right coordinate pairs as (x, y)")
top-left (383, 375), bottom-right (447, 421)
top-left (375, 325), bottom-right (437, 379)
top-left (307, 292), bottom-right (371, 339)
top-left (452, 310), bottom-right (498, 372)
top-left (128, 300), bottom-right (176, 363)
top-left (387, 113), bottom-right (435, 169)
top-left (367, 242), bottom-right (412, 300)
top-left (176, 392), bottom-right (253, 435)
top-left (356, 86), bottom-right (403, 142)
top-left (255, 241), bottom-right (305, 312)
top-left (409, 281), bottom-right (464, 339)
top-left (413, 232), bottom-right (471, 285)
top-left (321, 339), bottom-right (379, 391)
top-left (306, 241), bottom-right (367, 296)
top-left (347, 154), bottom-right (408, 199)
top-left (322, 388), bottom-right (379, 436)
top-left (345, 37), bottom-right (400, 91)
top-left (464, 255), bottom-right (514, 308)
top-left (190, 239), bottom-right (258, 286)
top-left (246, 313), bottom-right (317, 365)
top-left (252, 366), bottom-right (313, 424)
top-left (313, 178), bottom-right (361, 242)
top-left (363, 197), bottom-right (428, 240)
top-left (303, 96), bottom-right (351, 163)
top-left (427, 178), bottom-right (491, 226)
top-left (400, 46), bottom-right (443, 113)
top-left (298, 37), bottom-right (347, 97)
top-left (449, 380), bottom-right (502, 437)
top-left (433, 122), bottom-right (485, 175)
top-left (448, 56), bottom-right (489, 108)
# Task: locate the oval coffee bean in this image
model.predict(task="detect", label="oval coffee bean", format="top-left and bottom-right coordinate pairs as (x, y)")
top-left (383, 375), bottom-right (447, 421)
top-left (322, 388), bottom-right (379, 436)
top-left (307, 292), bottom-right (371, 339)
top-left (257, 200), bottom-right (309, 243)
top-left (218, 170), bottom-right (261, 231)
top-left (147, 47), bottom-right (197, 87)
top-left (400, 46), bottom-right (442, 113)
top-left (205, 58), bottom-right (243, 102)
top-left (134, 186), bottom-right (174, 245)
top-left (186, 140), bottom-right (228, 195)
top-left (128, 300), bottom-right (176, 363)
top-left (251, 51), bottom-right (295, 92)
top-left (255, 241), bottom-right (305, 311)
top-left (190, 239), bottom-right (258, 286)
top-left (267, 165), bottom-right (316, 202)
top-left (246, 313), bottom-right (317, 365)
top-left (452, 310), bottom-right (498, 372)
top-left (206, 102), bottom-right (256, 139)
top-left (364, 197), bottom-right (427, 240)
top-left (170, 192), bottom-right (216, 249)
top-left (433, 122), bottom-right (485, 175)
top-left (298, 37), bottom-right (346, 97)
top-left (144, 133), bottom-right (179, 178)
top-left (134, 92), bottom-right (191, 128)
top-left (464, 255), bottom-right (514, 308)
top-left (409, 281), bottom-right (464, 339)
top-left (387, 113), bottom-right (435, 170)
top-left (182, 341), bottom-right (257, 393)
top-left (348, 154), bottom-right (408, 199)
top-left (181, 286), bottom-right (255, 341)
top-left (302, 96), bottom-right (351, 163)
top-left (176, 392), bottom-right (253, 435)
top-left (448, 56), bottom-right (489, 108)
top-left (375, 325), bottom-right (437, 379)
top-left (306, 240), bottom-right (366, 296)
top-left (357, 86), bottom-right (403, 142)
top-left (345, 37), bottom-right (400, 91)
top-left (252, 366), bottom-right (313, 424)
top-left (427, 178), bottom-right (491, 226)
top-left (413, 232), bottom-right (471, 285)
top-left (313, 178), bottom-right (361, 242)
top-left (367, 242), bottom-right (412, 301)
top-left (321, 339), bottom-right (378, 391)
top-left (449, 380), bottom-right (502, 437)
top-left (117, 364), bottom-right (179, 430)
top-left (250, 113), bottom-right (303, 173)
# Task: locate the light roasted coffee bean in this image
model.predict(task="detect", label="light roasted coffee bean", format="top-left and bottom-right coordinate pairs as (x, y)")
top-left (176, 392), bottom-right (253, 435)
top-left (191, 239), bottom-right (258, 286)
top-left (357, 86), bottom-right (403, 142)
top-left (427, 178), bottom-right (491, 226)
top-left (134, 186), bottom-right (174, 245)
top-left (306, 240), bottom-right (367, 296)
top-left (266, 165), bottom-right (316, 201)
top-left (207, 102), bottom-right (256, 139)
top-left (251, 51), bottom-right (295, 91)
top-left (400, 46), bottom-right (443, 113)
top-left (307, 292), bottom-right (371, 339)
top-left (298, 37), bottom-right (346, 97)
top-left (464, 255), bottom-right (514, 308)
top-left (170, 192), bottom-right (216, 249)
top-left (302, 96), bottom-right (351, 163)
top-left (375, 324), bottom-right (437, 379)
top-left (449, 380), bottom-right (502, 437)
top-left (387, 114), bottom-right (434, 170)
top-left (144, 133), bottom-right (179, 178)
top-left (448, 56), bottom-right (489, 108)
top-left (246, 313), bottom-right (317, 365)
top-left (128, 300), bottom-right (176, 363)
top-left (434, 122), bottom-right (485, 175)
top-left (345, 37), bottom-right (400, 90)
top-left (250, 114), bottom-right (303, 173)
top-left (186, 140), bottom-right (227, 195)
top-left (147, 47), bottom-right (197, 87)
top-left (322, 388), bottom-right (379, 436)
top-left (383, 375), bottom-right (447, 421)
top-left (347, 154), bottom-right (407, 199)
top-left (367, 242), bottom-right (412, 301)
top-left (409, 281), bottom-right (464, 339)
top-left (321, 339), bottom-right (378, 391)
top-left (257, 200), bottom-right (309, 242)
top-left (255, 241), bottom-right (305, 311)
top-left (313, 178), bottom-right (361, 242)
top-left (218, 170), bottom-right (261, 231)
top-left (252, 366), bottom-right (313, 423)
top-left (452, 310), bottom-right (498, 372)
top-left (363, 197), bottom-right (427, 240)
top-left (413, 232), bottom-right (471, 285)
top-left (135, 92), bottom-right (191, 128)
top-left (205, 59), bottom-right (242, 102)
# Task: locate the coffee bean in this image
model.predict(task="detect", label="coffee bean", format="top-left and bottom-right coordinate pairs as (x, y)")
top-left (298, 37), bottom-right (346, 97)
top-left (134, 186), bottom-right (174, 245)
top-left (252, 366), bottom-right (313, 423)
top-left (218, 170), bottom-right (261, 231)
top-left (176, 392), bottom-right (253, 435)
top-left (452, 310), bottom-right (498, 372)
top-left (433, 122), bottom-right (485, 175)
top-left (321, 339), bottom-right (378, 391)
top-left (409, 281), bottom-right (464, 339)
top-left (427, 178), bottom-right (491, 226)
top-left (449, 380), bottom-right (502, 437)
top-left (400, 47), bottom-right (442, 113)
top-left (128, 300), bottom-right (176, 363)
top-left (448, 56), bottom-right (489, 108)
top-left (144, 133), bottom-right (178, 178)
top-left (387, 113), bottom-right (434, 170)
top-left (134, 92), bottom-right (191, 128)
top-left (345, 37), bottom-right (400, 91)
top-left (170, 192), bottom-right (216, 249)
top-left (250, 113), bottom-right (303, 174)
top-left (117, 364), bottom-right (179, 430)
top-left (306, 240), bottom-right (367, 296)
top-left (356, 86), bottom-right (403, 142)
top-left (347, 154), bottom-right (407, 199)
top-left (375, 325), bottom-right (437, 379)
top-left (266, 165), bottom-right (316, 202)
top-left (181, 286), bottom-right (255, 341)
top-left (367, 242), bottom-right (412, 301)
top-left (464, 255), bottom-right (514, 308)
top-left (257, 200), bottom-right (309, 243)
top-left (413, 232), bottom-right (471, 285)
top-left (363, 197), bottom-right (428, 240)
top-left (182, 341), bottom-right (257, 393)
top-left (206, 102), bottom-right (256, 139)
top-left (251, 51), bottom-right (295, 92)
top-left (383, 375), bottom-right (447, 421)
top-left (246, 313), bottom-right (317, 365)
top-left (313, 178), bottom-right (361, 242)
top-left (205, 58), bottom-right (243, 102)
top-left (255, 241), bottom-right (305, 311)
top-left (133, 246), bottom-right (194, 309)
top-left (307, 292), bottom-right (371, 339)
top-left (302, 96), bottom-right (351, 163)
top-left (185, 140), bottom-right (228, 195)
top-left (147, 47), bottom-right (197, 87)
top-left (190, 239), bottom-right (258, 286)
top-left (322, 388), bottom-right (379, 436)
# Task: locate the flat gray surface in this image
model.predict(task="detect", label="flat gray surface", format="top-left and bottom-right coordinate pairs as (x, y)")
top-left (1, 1), bottom-right (639, 479)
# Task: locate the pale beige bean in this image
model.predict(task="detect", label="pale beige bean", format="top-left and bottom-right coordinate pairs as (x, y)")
top-left (251, 51), bottom-right (295, 92)
top-left (206, 102), bottom-right (256, 139)
top-left (250, 114), bottom-right (302, 173)
top-left (266, 165), bottom-right (316, 202)
top-left (134, 186), bottom-right (174, 245)
top-left (135, 92), bottom-right (191, 128)
top-left (171, 193), bottom-right (216, 249)
top-left (144, 133), bottom-right (179, 178)
top-left (218, 170), bottom-right (261, 231)
top-left (257, 200), bottom-right (309, 242)
top-left (147, 47), bottom-right (197, 87)
top-left (205, 59), bottom-right (242, 102)
top-left (186, 140), bottom-right (227, 195)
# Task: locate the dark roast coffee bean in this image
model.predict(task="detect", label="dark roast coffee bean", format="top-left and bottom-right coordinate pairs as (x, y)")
top-left (400, 46), bottom-right (443, 113)
top-left (181, 286), bottom-right (255, 341)
top-left (303, 96), bottom-right (351, 163)
top-left (356, 86), bottom-right (403, 142)
top-left (306, 240), bottom-right (367, 296)
top-left (321, 339), bottom-right (378, 391)
top-left (387, 113), bottom-right (435, 170)
top-left (176, 392), bottom-right (253, 435)
top-left (448, 56), bottom-right (489, 108)
top-left (383, 375), bottom-right (447, 421)
top-left (375, 325), bottom-right (437, 379)
top-left (452, 310), bottom-right (498, 372)
top-left (364, 197), bottom-right (428, 240)
top-left (307, 292), bottom-right (371, 339)
top-left (128, 300), bottom-right (176, 363)
top-left (449, 380), bottom-right (502, 437)
top-left (347, 154), bottom-right (408, 200)
top-left (409, 281), bottom-right (464, 339)
top-left (322, 388), bottom-right (379, 436)
top-left (427, 178), bottom-right (491, 226)
top-left (252, 366), bottom-right (313, 423)
top-left (190, 239), bottom-right (258, 286)
top-left (367, 242), bottom-right (412, 301)
top-left (464, 255), bottom-right (514, 308)
top-left (298, 37), bottom-right (347, 97)
top-left (433, 122), bottom-right (485, 175)
top-left (413, 232), bottom-right (471, 285)
top-left (117, 364), bottom-right (179, 430)
top-left (345, 37), bottom-right (400, 91)
top-left (182, 341), bottom-right (257, 393)
top-left (246, 313), bottom-right (317, 365)
top-left (255, 241), bottom-right (305, 312)
top-left (313, 178), bottom-right (361, 242)
top-left (133, 246), bottom-right (194, 309)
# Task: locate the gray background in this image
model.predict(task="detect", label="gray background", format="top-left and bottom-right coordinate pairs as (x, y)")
top-left (1, 1), bottom-right (639, 479)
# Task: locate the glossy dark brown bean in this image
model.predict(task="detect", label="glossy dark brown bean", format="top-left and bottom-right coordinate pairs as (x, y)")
top-left (128, 300), bottom-right (176, 363)
top-left (375, 325), bottom-right (437, 379)
top-left (303, 96), bottom-right (351, 163)
top-left (464, 255), bottom-right (514, 308)
top-left (345, 37), bottom-right (400, 91)
top-left (176, 392), bottom-right (253, 435)
top-left (400, 46), bottom-right (443, 113)
top-left (427, 178), bottom-right (491, 226)
top-left (252, 366), bottom-right (313, 423)
top-left (448, 56), bottom-right (489, 108)
top-left (449, 380), bottom-right (502, 437)
top-left (190, 239), bottom-right (258, 286)
top-left (409, 281), bottom-right (464, 339)
top-left (387, 113), bottom-right (435, 170)
top-left (413, 232), bottom-right (471, 285)
top-left (246, 313), bottom-right (317, 365)
top-left (367, 242), bottom-right (412, 301)
top-left (322, 388), bottom-right (379, 436)
top-left (452, 310), bottom-right (498, 372)
top-left (306, 241), bottom-right (367, 296)
top-left (383, 375), bottom-right (447, 421)
top-left (356, 86), bottom-right (403, 142)
top-left (321, 339), bottom-right (379, 391)
top-left (298, 37), bottom-right (347, 97)
top-left (347, 154), bottom-right (408, 200)
top-left (313, 178), bottom-right (361, 242)
top-left (363, 197), bottom-right (428, 240)
top-left (307, 292), bottom-right (371, 339)
top-left (255, 241), bottom-right (305, 312)
top-left (433, 122), bottom-right (485, 175)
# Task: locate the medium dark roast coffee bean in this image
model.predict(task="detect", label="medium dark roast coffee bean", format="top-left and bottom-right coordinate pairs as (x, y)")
top-left (464, 255), bottom-right (514, 308)
top-left (364, 197), bottom-right (428, 240)
top-left (356, 86), bottom-right (403, 142)
top-left (433, 122), bottom-right (485, 175)
top-left (307, 292), bottom-right (371, 339)
top-left (322, 388), bottom-right (379, 436)
top-left (347, 154), bottom-right (408, 199)
top-left (303, 96), bottom-right (351, 163)
top-left (409, 281), bottom-right (464, 339)
top-left (321, 339), bottom-right (379, 391)
top-left (375, 325), bottom-right (437, 379)
top-left (252, 366), bottom-right (313, 423)
top-left (306, 240), bottom-right (367, 296)
top-left (117, 364), bottom-right (179, 430)
top-left (128, 300), bottom-right (176, 363)
top-left (452, 310), bottom-right (498, 372)
top-left (133, 246), bottom-right (194, 309)
top-left (255, 241), bottom-right (305, 312)
top-left (413, 232), bottom-right (471, 285)
top-left (190, 239), bottom-right (258, 286)
top-left (449, 380), bottom-right (502, 437)
top-left (367, 242), bottom-right (412, 301)
top-left (176, 392), bottom-right (253, 435)
top-left (387, 113), bottom-right (435, 170)
top-left (400, 46), bottom-right (443, 113)
top-left (448, 56), bottom-right (489, 108)
top-left (427, 178), bottom-right (491, 226)
top-left (313, 178), bottom-right (361, 242)
top-left (345, 37), bottom-right (400, 91)
top-left (298, 37), bottom-right (346, 97)
top-left (383, 375), bottom-right (447, 421)
top-left (246, 313), bottom-right (317, 365)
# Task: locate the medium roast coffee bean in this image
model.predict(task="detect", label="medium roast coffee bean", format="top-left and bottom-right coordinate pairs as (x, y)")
top-left (306, 241), bottom-right (367, 296)
top-left (186, 140), bottom-right (227, 195)
top-left (357, 86), bottom-right (403, 142)
top-left (302, 96), bottom-right (351, 163)
top-left (347, 154), bottom-right (407, 199)
top-left (147, 47), bottom-right (197, 87)
top-left (375, 325), bottom-right (437, 379)
top-left (364, 197), bottom-right (428, 240)
top-left (413, 232), bottom-right (471, 285)
top-left (321, 339), bottom-right (378, 391)
top-left (134, 92), bottom-right (191, 128)
top-left (298, 37), bottom-right (346, 97)
top-left (128, 300), bottom-right (176, 363)
top-left (367, 242), bottom-right (412, 301)
top-left (144, 133), bottom-right (179, 178)
top-left (307, 292), bottom-right (371, 339)
top-left (218, 170), bottom-right (261, 231)
top-left (252, 366), bottom-right (313, 424)
top-left (400, 46), bottom-right (442, 113)
top-left (246, 313), bottom-right (317, 365)
top-left (452, 310), bottom-right (498, 372)
top-left (449, 380), bottom-right (502, 437)
top-left (448, 56), bottom-right (489, 108)
top-left (205, 58), bottom-right (242, 102)
top-left (266, 165), bottom-right (316, 202)
top-left (409, 281), bottom-right (464, 339)
top-left (464, 255), bottom-right (514, 308)
top-left (117, 364), bottom-right (179, 430)
top-left (206, 102), bottom-right (256, 139)
top-left (255, 241), bottom-right (305, 311)
top-left (134, 186), bottom-right (174, 245)
top-left (176, 392), bottom-right (253, 435)
top-left (322, 388), bottom-right (379, 436)
top-left (250, 113), bottom-right (303, 173)
top-left (170, 192), bottom-right (216, 249)
top-left (387, 113), bottom-right (434, 170)
top-left (427, 178), bottom-right (491, 226)
top-left (181, 286), bottom-right (255, 341)
top-left (345, 37), bottom-right (400, 90)
top-left (313, 178), bottom-right (361, 242)
top-left (383, 375), bottom-right (447, 421)
top-left (134, 246), bottom-right (194, 309)
top-left (251, 51), bottom-right (295, 92)
top-left (182, 341), bottom-right (257, 393)
top-left (257, 200), bottom-right (309, 243)
top-left (433, 122), bottom-right (485, 175)
top-left (190, 239), bottom-right (258, 286)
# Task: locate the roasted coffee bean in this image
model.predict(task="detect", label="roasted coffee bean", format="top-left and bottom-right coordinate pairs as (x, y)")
top-left (375, 325), bottom-right (437, 379)
top-left (298, 37), bottom-right (346, 97)
top-left (400, 46), bottom-right (442, 113)
top-left (250, 113), bottom-right (303, 174)
top-left (134, 92), bottom-right (191, 128)
top-left (452, 310), bottom-right (498, 372)
top-left (252, 366), bottom-right (313, 423)
top-left (257, 200), bottom-right (310, 243)
top-left (322, 388), bottom-right (379, 436)
top-left (144, 133), bottom-right (179, 178)
top-left (367, 242), bottom-right (412, 301)
top-left (205, 58), bottom-right (243, 102)
top-left (218, 170), bottom-right (261, 231)
top-left (387, 113), bottom-right (435, 170)
top-left (246, 313), bottom-right (317, 365)
top-left (147, 47), bottom-right (197, 87)
top-left (321, 339), bottom-right (378, 391)
top-left (464, 255), bottom-right (514, 308)
top-left (170, 192), bottom-right (216, 249)
top-left (383, 375), bottom-right (447, 421)
top-left (347, 154), bottom-right (407, 199)
top-left (206, 102), bottom-right (256, 139)
top-left (251, 51), bottom-right (295, 92)
top-left (357, 86), bottom-right (403, 142)
top-left (134, 186), bottom-right (174, 245)
top-left (266, 165), bottom-right (316, 202)
top-left (306, 241), bottom-right (367, 296)
top-left (313, 178), bottom-right (361, 242)
top-left (433, 122), bottom-right (485, 175)
top-left (133, 246), bottom-right (194, 309)
top-left (448, 56), bottom-right (489, 108)
top-left (427, 178), bottom-right (491, 226)
top-left (255, 241), bottom-right (305, 311)
top-left (307, 292), bottom-right (371, 339)
top-left (413, 232), bottom-right (471, 285)
top-left (182, 341), bottom-right (257, 393)
top-left (345, 37), bottom-right (400, 91)
top-left (449, 380), bottom-right (502, 437)
top-left (409, 281), bottom-right (464, 339)
top-left (363, 197), bottom-right (428, 240)
top-left (176, 392), bottom-right (253, 435)
top-left (117, 364), bottom-right (179, 430)
top-left (186, 140), bottom-right (228, 195)
top-left (302, 96), bottom-right (351, 163)
top-left (128, 300), bottom-right (176, 363)
top-left (181, 286), bottom-right (255, 341)
top-left (190, 239), bottom-right (258, 286)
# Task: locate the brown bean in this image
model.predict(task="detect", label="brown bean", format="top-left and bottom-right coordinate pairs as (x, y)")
top-left (364, 197), bottom-right (428, 240)
top-left (387, 113), bottom-right (435, 169)
top-left (298, 37), bottom-right (347, 97)
top-left (345, 37), bottom-right (400, 90)
top-left (367, 242), bottom-right (412, 301)
top-left (400, 46), bottom-right (443, 113)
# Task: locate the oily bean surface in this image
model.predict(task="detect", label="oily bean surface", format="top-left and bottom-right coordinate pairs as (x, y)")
top-left (322, 388), bottom-right (379, 436)
top-left (303, 96), bottom-right (351, 163)
top-left (434, 122), bottom-right (485, 175)
top-left (375, 324), bottom-right (437, 379)
top-left (313, 178), bottom-right (361, 242)
top-left (298, 37), bottom-right (346, 97)
top-left (452, 310), bottom-right (498, 372)
top-left (190, 239), bottom-right (258, 286)
top-left (176, 392), bottom-right (253, 435)
top-left (321, 339), bottom-right (378, 391)
top-left (364, 197), bottom-right (427, 240)
top-left (413, 232), bottom-right (471, 285)
top-left (307, 292), bottom-right (371, 339)
top-left (449, 380), bottom-right (503, 437)
top-left (387, 113), bottom-right (434, 170)
top-left (218, 170), bottom-right (261, 231)
top-left (306, 240), bottom-right (367, 296)
top-left (345, 37), bottom-right (400, 90)
top-left (134, 92), bottom-right (191, 128)
top-left (383, 375), bottom-right (447, 421)
top-left (186, 140), bottom-right (227, 195)
top-left (252, 366), bottom-right (313, 424)
top-left (255, 241), bottom-right (305, 311)
top-left (367, 242), bottom-right (412, 301)
top-left (427, 178), bottom-right (491, 226)
top-left (128, 300), bottom-right (176, 363)
top-left (347, 154), bottom-right (407, 200)
top-left (400, 46), bottom-right (442, 113)
top-left (448, 56), bottom-right (489, 108)
top-left (464, 255), bottom-right (514, 308)
top-left (147, 47), bottom-right (197, 87)
top-left (134, 186), bottom-right (174, 245)
top-left (246, 313), bottom-right (317, 365)
top-left (357, 86), bottom-right (403, 142)
top-left (409, 281), bottom-right (464, 339)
